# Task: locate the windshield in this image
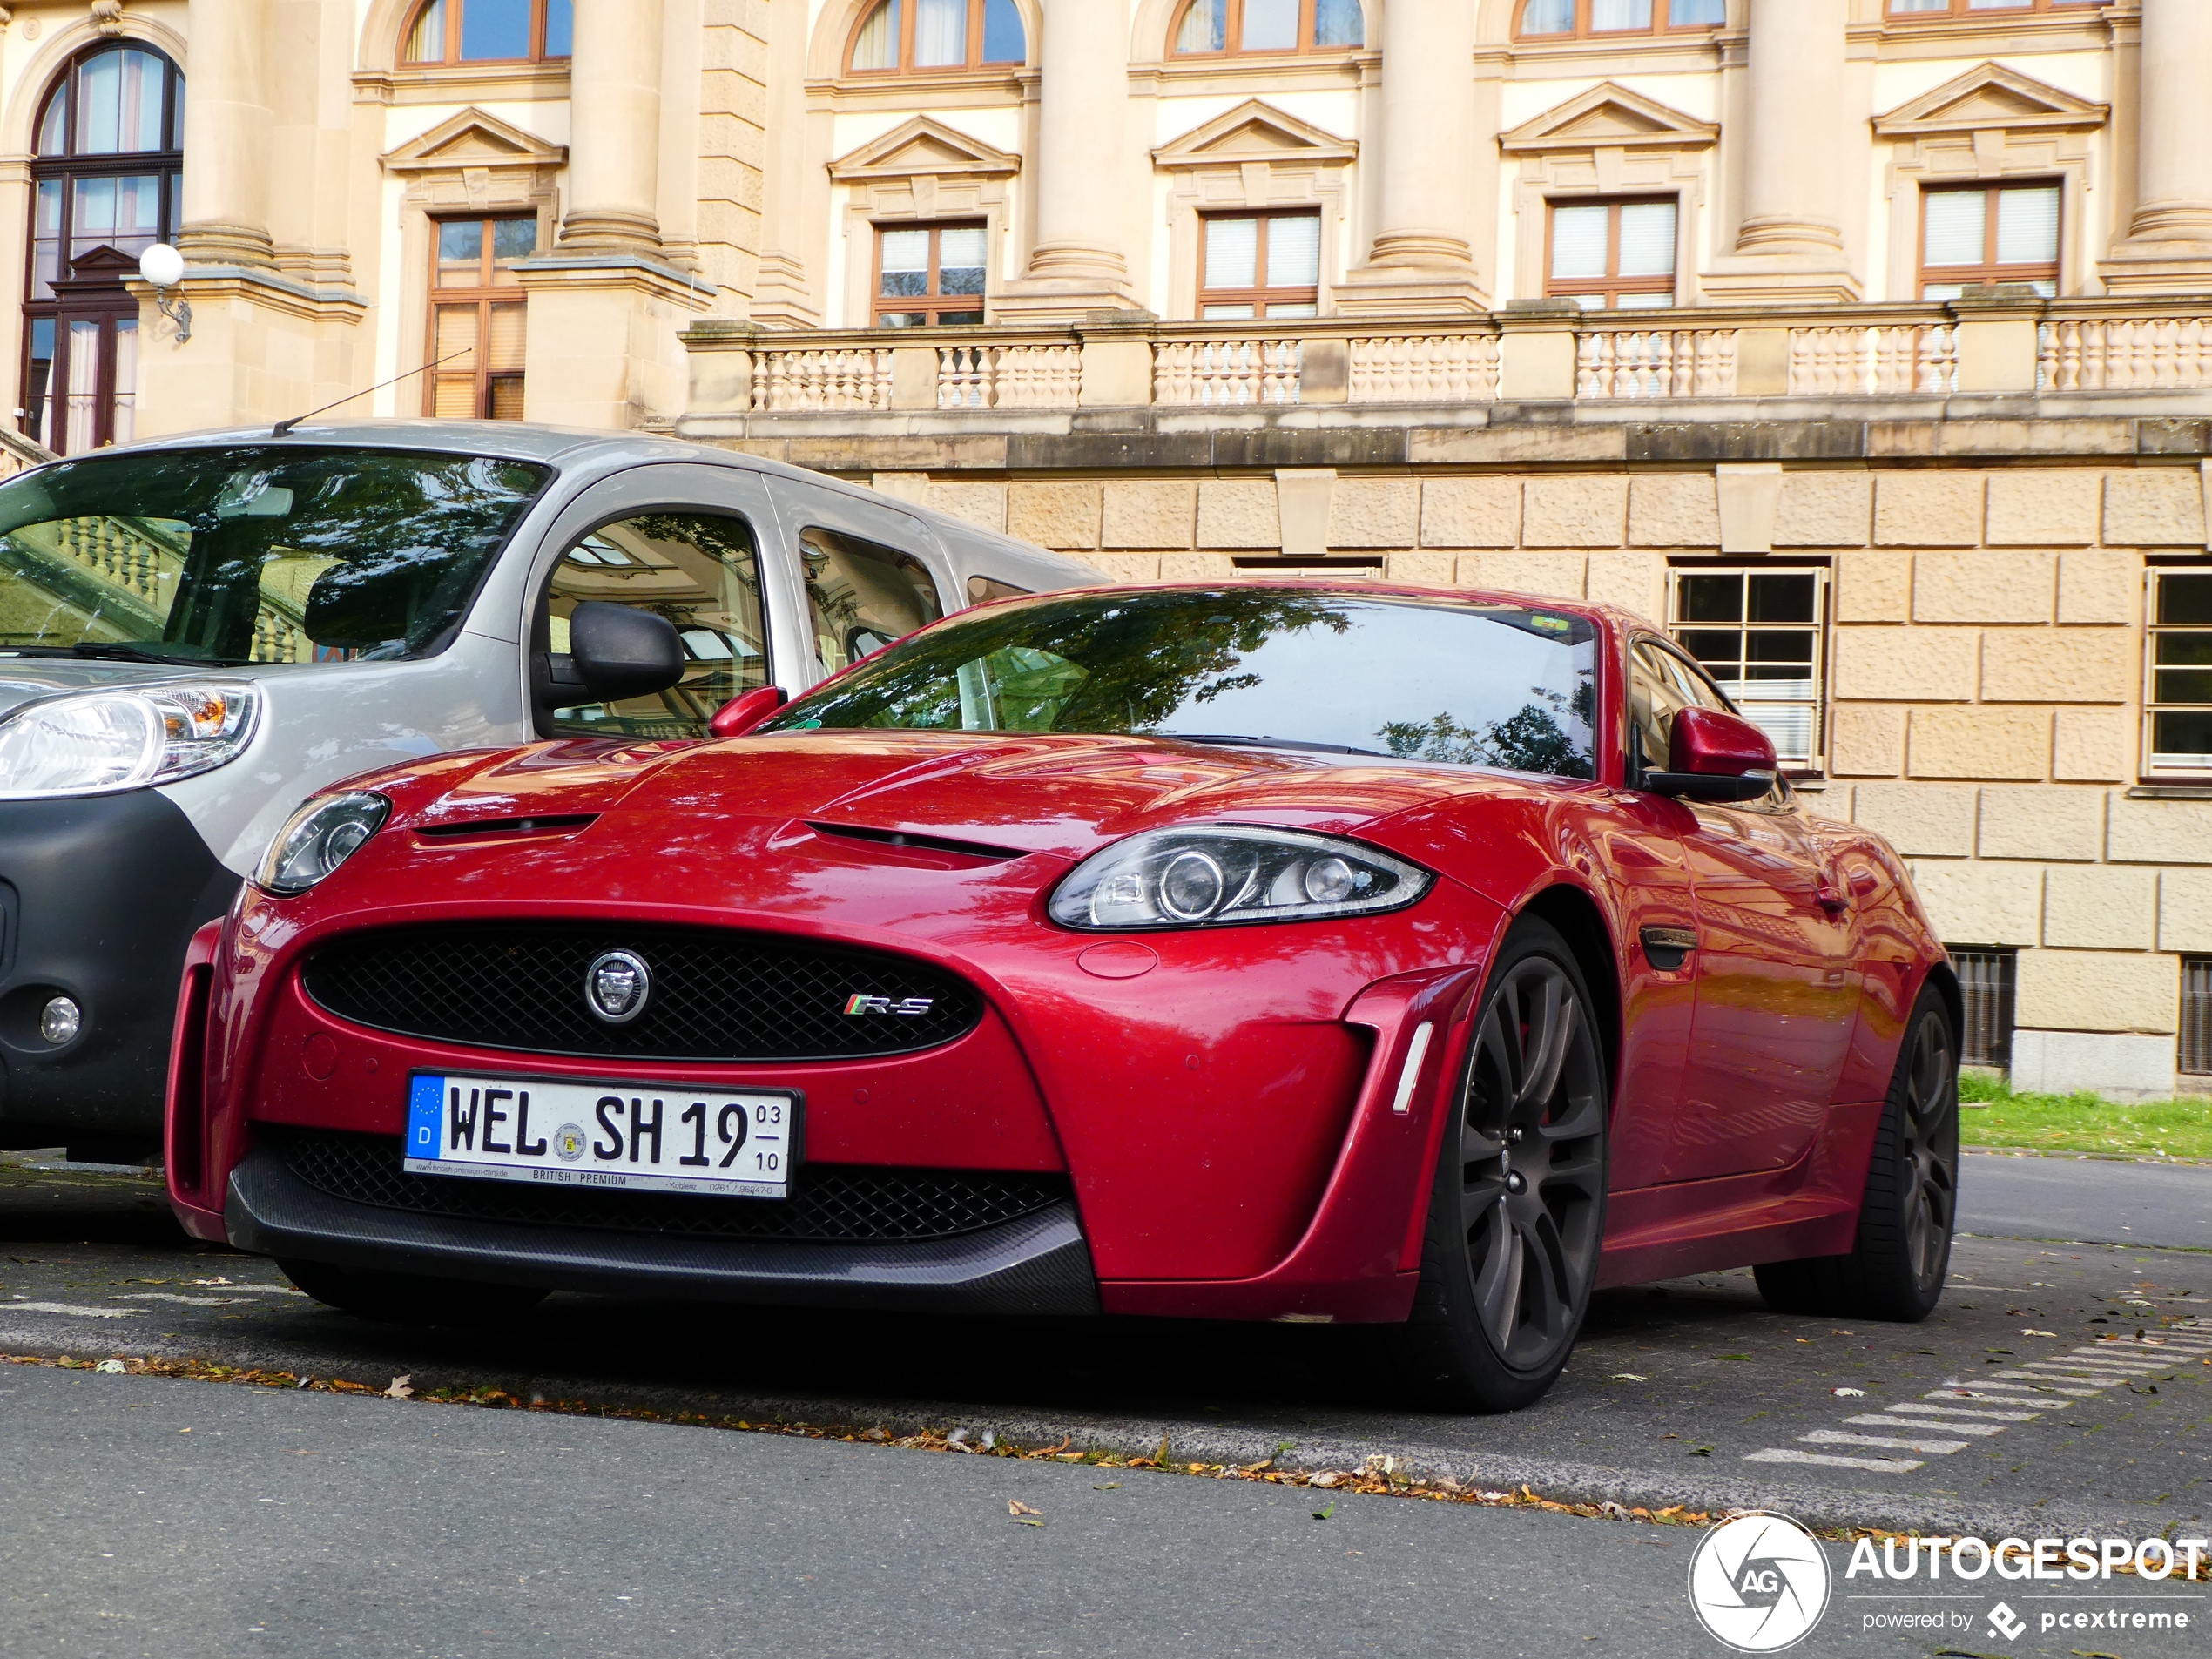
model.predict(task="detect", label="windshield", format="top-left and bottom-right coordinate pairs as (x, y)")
top-left (0, 446), bottom-right (550, 667)
top-left (763, 587), bottom-right (1602, 779)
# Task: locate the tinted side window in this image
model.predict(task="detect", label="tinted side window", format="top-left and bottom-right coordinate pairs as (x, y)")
top-left (543, 511), bottom-right (766, 738)
top-left (802, 528), bottom-right (943, 674)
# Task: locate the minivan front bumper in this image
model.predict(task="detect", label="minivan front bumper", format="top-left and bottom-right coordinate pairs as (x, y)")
top-left (0, 791), bottom-right (238, 1153)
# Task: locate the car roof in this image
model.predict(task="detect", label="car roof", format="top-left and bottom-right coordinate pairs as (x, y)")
top-left (974, 576), bottom-right (1635, 633)
top-left (66, 420), bottom-right (1101, 581)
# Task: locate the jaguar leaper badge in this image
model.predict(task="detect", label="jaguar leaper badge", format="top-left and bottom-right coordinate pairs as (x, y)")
top-left (585, 949), bottom-right (651, 1024)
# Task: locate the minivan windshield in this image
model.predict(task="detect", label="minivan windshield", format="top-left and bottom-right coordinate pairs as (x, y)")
top-left (762, 587), bottom-right (1602, 779)
top-left (0, 446), bottom-right (550, 667)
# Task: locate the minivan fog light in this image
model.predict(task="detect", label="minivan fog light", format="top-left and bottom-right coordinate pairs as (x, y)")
top-left (40, 996), bottom-right (81, 1046)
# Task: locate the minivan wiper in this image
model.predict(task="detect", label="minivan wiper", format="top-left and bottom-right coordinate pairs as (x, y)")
top-left (1, 643), bottom-right (223, 667)
top-left (1151, 732), bottom-right (1390, 759)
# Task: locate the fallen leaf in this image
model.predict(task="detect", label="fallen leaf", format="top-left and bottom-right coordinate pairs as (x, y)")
top-left (384, 1375), bottom-right (414, 1400)
top-left (1091, 1482), bottom-right (1120, 1490)
top-left (1832, 1387), bottom-right (1867, 1398)
top-left (1044, 1433), bottom-right (1072, 1455)
top-left (2021, 1330), bottom-right (2058, 1337)
top-left (1310, 1472), bottom-right (1341, 1488)
top-left (93, 1359), bottom-right (125, 1375)
top-left (1610, 1372), bottom-right (1648, 1382)
top-left (1008, 1501), bottom-right (1042, 1518)
top-left (1312, 1502), bottom-right (1335, 1521)
top-left (1238, 1456), bottom-right (1275, 1473)
top-left (1012, 1515), bottom-right (1042, 1527)
top-left (1688, 1447), bottom-right (1711, 1457)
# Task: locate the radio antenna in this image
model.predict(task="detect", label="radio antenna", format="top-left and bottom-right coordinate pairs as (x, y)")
top-left (273, 348), bottom-right (475, 439)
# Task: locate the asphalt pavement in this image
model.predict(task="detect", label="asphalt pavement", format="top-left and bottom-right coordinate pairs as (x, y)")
top-left (6, 1148), bottom-right (2212, 1658)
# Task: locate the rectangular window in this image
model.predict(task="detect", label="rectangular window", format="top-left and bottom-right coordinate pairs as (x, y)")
top-left (1546, 197), bottom-right (1676, 310)
top-left (2184, 958), bottom-right (2212, 1079)
top-left (426, 214), bottom-right (536, 421)
top-left (1199, 211), bottom-right (1321, 320)
top-left (873, 221), bottom-right (987, 327)
top-left (1669, 565), bottom-right (1828, 770)
top-left (1951, 948), bottom-right (2018, 1069)
top-left (1888, 0), bottom-right (2100, 16)
top-left (1919, 182), bottom-right (2060, 300)
top-left (2148, 568), bottom-right (2212, 778)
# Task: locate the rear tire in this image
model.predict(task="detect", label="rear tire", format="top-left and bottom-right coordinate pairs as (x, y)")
top-left (279, 1258), bottom-right (550, 1326)
top-left (1395, 917), bottom-right (1608, 1413)
top-left (1753, 984), bottom-right (1959, 1323)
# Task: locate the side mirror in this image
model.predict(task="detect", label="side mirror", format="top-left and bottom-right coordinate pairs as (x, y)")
top-left (1645, 707), bottom-right (1778, 803)
top-left (709, 685), bottom-right (788, 738)
top-left (547, 603), bottom-right (685, 709)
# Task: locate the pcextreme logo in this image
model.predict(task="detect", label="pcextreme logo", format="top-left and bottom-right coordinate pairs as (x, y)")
top-left (1688, 1512), bottom-right (1832, 1652)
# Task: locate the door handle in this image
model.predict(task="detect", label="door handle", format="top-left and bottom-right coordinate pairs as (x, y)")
top-left (1640, 926), bottom-right (1697, 971)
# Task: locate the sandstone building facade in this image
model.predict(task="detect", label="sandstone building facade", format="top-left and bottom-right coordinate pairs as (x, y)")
top-left (0, 0), bottom-right (2209, 1095)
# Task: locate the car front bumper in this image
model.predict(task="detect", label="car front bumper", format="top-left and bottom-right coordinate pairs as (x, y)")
top-left (222, 1143), bottom-right (1101, 1317)
top-left (0, 791), bottom-right (237, 1152)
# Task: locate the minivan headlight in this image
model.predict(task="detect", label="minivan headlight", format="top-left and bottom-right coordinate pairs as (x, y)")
top-left (257, 792), bottom-right (390, 895)
top-left (0, 685), bottom-right (259, 799)
top-left (1049, 826), bottom-right (1433, 931)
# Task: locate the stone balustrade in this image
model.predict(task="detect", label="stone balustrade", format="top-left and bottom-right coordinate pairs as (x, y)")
top-left (683, 298), bottom-right (2212, 421)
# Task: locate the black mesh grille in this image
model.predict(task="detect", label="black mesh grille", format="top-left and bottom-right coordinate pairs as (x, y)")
top-left (270, 1130), bottom-right (1068, 1244)
top-left (301, 924), bottom-right (981, 1062)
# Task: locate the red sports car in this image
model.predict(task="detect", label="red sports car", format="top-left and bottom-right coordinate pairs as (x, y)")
top-left (166, 582), bottom-right (1959, 1413)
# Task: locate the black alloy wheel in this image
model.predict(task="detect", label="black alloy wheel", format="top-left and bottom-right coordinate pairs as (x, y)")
top-left (1753, 985), bottom-right (1959, 1322)
top-left (1399, 916), bottom-right (1608, 1413)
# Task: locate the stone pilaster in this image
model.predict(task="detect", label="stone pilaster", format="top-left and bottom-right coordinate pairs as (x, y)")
top-left (995, 0), bottom-right (1135, 320)
top-left (751, 0), bottom-right (819, 326)
top-left (1333, 0), bottom-right (1485, 315)
top-left (2101, 0), bottom-right (2212, 292)
top-left (1701, 0), bottom-right (1860, 304)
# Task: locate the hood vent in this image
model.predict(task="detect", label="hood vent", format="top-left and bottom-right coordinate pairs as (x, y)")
top-left (415, 813), bottom-right (599, 843)
top-left (806, 822), bottom-right (1028, 863)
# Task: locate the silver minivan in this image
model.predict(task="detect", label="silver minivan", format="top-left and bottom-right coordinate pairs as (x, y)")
top-left (0, 420), bottom-right (1099, 1157)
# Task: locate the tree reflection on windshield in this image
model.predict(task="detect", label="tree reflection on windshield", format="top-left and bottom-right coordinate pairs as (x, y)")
top-left (767, 587), bottom-right (1602, 779)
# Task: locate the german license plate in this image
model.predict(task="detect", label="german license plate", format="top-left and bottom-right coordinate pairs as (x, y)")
top-left (405, 1072), bottom-right (801, 1199)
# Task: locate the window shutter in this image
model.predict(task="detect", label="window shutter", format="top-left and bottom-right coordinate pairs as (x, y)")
top-left (1994, 185), bottom-right (2060, 266)
top-left (1922, 190), bottom-right (1987, 266)
top-left (1615, 200), bottom-right (1676, 278)
top-left (1206, 217), bottom-right (1259, 289)
top-left (1550, 204), bottom-right (1610, 280)
top-left (1267, 214), bottom-right (1321, 287)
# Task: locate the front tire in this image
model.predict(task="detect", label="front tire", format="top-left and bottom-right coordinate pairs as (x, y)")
top-left (280, 1258), bottom-right (550, 1326)
top-left (1397, 917), bottom-right (1608, 1413)
top-left (1753, 984), bottom-right (1959, 1322)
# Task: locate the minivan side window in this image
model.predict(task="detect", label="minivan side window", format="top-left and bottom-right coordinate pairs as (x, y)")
top-left (802, 528), bottom-right (944, 675)
top-left (543, 511), bottom-right (767, 738)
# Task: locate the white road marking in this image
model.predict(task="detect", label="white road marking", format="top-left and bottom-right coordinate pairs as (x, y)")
top-left (1743, 1447), bottom-right (1925, 1473)
top-left (1977, 1375), bottom-right (2106, 1396)
top-left (1884, 1401), bottom-right (2040, 1422)
top-left (111, 1294), bottom-right (242, 1307)
top-left (3, 1302), bottom-right (138, 1318)
top-left (1844, 1414), bottom-right (2006, 1437)
top-left (1798, 1428), bottom-right (1970, 1455)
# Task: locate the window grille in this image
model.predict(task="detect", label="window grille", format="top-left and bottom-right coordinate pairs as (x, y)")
top-left (1950, 948), bottom-right (2017, 1069)
top-left (2183, 957), bottom-right (2212, 1079)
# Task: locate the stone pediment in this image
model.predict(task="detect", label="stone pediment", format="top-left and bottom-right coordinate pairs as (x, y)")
top-left (829, 117), bottom-right (1019, 182)
top-left (1873, 63), bottom-right (2107, 138)
top-left (381, 107), bottom-right (567, 174)
top-left (1151, 99), bottom-right (1358, 168)
top-left (1501, 83), bottom-right (1718, 155)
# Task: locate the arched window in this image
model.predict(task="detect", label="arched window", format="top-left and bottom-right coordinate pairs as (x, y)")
top-left (23, 44), bottom-right (184, 454)
top-left (1516, 0), bottom-right (1723, 37)
top-left (402, 0), bottom-right (573, 65)
top-left (1170, 0), bottom-right (1364, 55)
top-left (847, 0), bottom-right (1027, 73)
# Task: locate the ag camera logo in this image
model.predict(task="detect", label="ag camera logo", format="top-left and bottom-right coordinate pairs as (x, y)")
top-left (1688, 1512), bottom-right (1831, 1652)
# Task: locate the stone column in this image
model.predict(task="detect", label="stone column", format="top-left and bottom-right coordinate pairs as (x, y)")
top-left (997, 0), bottom-right (1133, 317)
top-left (560, 0), bottom-right (666, 253)
top-left (752, 0), bottom-right (819, 325)
top-left (1703, 0), bottom-right (1859, 303)
top-left (177, 0), bottom-right (275, 266)
top-left (2102, 0), bottom-right (2212, 290)
top-left (1336, 0), bottom-right (1484, 314)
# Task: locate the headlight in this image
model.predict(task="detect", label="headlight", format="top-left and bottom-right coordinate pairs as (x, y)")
top-left (0, 685), bottom-right (258, 799)
top-left (1049, 826), bottom-right (1433, 931)
top-left (256, 792), bottom-right (390, 895)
